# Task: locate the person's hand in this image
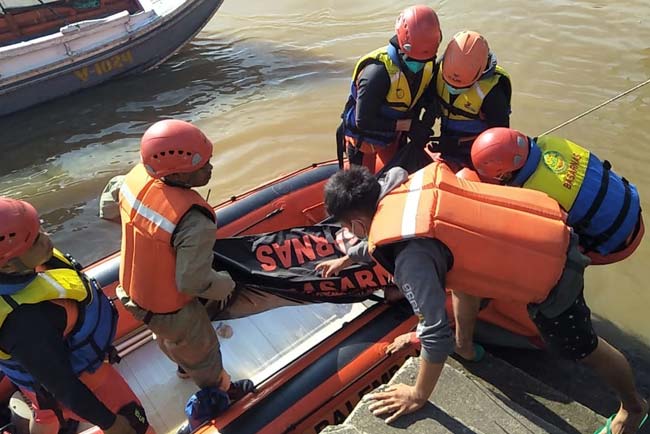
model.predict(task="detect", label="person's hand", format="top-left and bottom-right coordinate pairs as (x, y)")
top-left (367, 383), bottom-right (427, 423)
top-left (386, 332), bottom-right (417, 354)
top-left (315, 256), bottom-right (353, 278)
top-left (427, 136), bottom-right (460, 154)
top-left (103, 415), bottom-right (136, 434)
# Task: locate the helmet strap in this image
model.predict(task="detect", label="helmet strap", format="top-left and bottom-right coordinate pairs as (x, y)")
top-left (161, 176), bottom-right (193, 189)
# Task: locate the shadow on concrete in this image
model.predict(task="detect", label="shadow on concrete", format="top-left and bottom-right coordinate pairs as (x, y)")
top-left (484, 384), bottom-right (582, 434)
top-left (464, 314), bottom-right (650, 433)
top-left (387, 401), bottom-right (483, 434)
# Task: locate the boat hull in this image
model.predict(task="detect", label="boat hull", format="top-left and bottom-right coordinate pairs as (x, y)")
top-left (0, 0), bottom-right (223, 117)
top-left (0, 161), bottom-right (543, 434)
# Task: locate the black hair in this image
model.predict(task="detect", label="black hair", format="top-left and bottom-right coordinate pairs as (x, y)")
top-left (324, 166), bottom-right (381, 221)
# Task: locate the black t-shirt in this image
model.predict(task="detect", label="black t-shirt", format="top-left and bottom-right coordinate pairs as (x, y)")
top-left (0, 276), bottom-right (115, 429)
top-left (475, 77), bottom-right (510, 128)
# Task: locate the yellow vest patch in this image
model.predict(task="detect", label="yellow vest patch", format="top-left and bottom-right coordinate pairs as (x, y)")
top-left (524, 136), bottom-right (591, 210)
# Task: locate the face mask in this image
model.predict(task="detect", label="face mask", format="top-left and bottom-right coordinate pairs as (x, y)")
top-left (445, 83), bottom-right (469, 95)
top-left (404, 59), bottom-right (425, 74)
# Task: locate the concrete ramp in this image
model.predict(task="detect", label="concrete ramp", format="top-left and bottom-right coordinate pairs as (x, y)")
top-left (321, 354), bottom-right (607, 434)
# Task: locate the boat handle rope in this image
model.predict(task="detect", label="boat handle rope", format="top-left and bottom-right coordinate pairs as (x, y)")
top-left (231, 207), bottom-right (284, 237)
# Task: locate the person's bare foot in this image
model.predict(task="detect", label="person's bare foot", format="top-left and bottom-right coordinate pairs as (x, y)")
top-left (597, 398), bottom-right (649, 434)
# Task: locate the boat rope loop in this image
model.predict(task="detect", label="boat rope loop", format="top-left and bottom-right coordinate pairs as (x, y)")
top-left (540, 76), bottom-right (650, 136)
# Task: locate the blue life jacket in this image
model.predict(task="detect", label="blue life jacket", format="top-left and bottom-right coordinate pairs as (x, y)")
top-left (0, 251), bottom-right (118, 391)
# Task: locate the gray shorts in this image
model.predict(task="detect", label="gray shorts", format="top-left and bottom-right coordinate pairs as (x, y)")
top-left (528, 231), bottom-right (591, 319)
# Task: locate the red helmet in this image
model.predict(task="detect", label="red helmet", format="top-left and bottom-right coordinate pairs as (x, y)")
top-left (395, 5), bottom-right (442, 61)
top-left (0, 198), bottom-right (40, 266)
top-left (442, 31), bottom-right (490, 88)
top-left (140, 120), bottom-right (213, 179)
top-left (471, 127), bottom-right (530, 181)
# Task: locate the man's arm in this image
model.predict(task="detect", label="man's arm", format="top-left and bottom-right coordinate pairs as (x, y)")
top-left (417, 70), bottom-right (442, 127)
top-left (355, 63), bottom-right (400, 133)
top-left (0, 303), bottom-right (116, 429)
top-left (346, 239), bottom-right (372, 263)
top-left (315, 239), bottom-right (371, 278)
top-left (99, 175), bottom-right (125, 223)
top-left (367, 238), bottom-right (454, 421)
top-left (172, 209), bottom-right (235, 301)
top-left (393, 238), bottom-right (454, 366)
top-left (481, 79), bottom-right (511, 128)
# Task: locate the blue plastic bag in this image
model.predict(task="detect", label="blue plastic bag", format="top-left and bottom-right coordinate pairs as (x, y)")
top-left (184, 386), bottom-right (230, 430)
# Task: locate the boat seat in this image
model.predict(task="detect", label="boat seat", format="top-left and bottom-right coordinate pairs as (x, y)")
top-left (60, 9), bottom-right (127, 33)
top-left (0, 0), bottom-right (139, 45)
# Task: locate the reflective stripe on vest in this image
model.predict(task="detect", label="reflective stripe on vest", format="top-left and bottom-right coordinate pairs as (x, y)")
top-left (368, 162), bottom-right (570, 304)
top-left (436, 65), bottom-right (510, 136)
top-left (119, 164), bottom-right (215, 313)
top-left (0, 250), bottom-right (117, 391)
top-left (400, 169), bottom-right (426, 239)
top-left (342, 44), bottom-right (434, 147)
top-left (120, 180), bottom-right (176, 235)
top-left (512, 136), bottom-right (641, 255)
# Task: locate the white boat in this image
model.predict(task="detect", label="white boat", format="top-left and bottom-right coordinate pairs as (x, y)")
top-left (0, 0), bottom-right (224, 117)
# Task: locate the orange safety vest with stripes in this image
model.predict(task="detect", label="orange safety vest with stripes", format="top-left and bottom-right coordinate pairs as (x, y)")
top-left (368, 162), bottom-right (571, 304)
top-left (119, 164), bottom-right (215, 313)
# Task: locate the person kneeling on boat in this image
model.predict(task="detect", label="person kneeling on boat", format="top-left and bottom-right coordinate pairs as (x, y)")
top-left (115, 120), bottom-right (255, 408)
top-left (320, 164), bottom-right (648, 432)
top-left (337, 5), bottom-right (441, 174)
top-left (0, 198), bottom-right (149, 434)
top-left (471, 127), bottom-right (644, 265)
top-left (429, 31), bottom-right (511, 169)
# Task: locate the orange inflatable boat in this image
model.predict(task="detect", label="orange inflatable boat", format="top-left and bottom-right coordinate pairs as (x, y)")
top-left (1, 160), bottom-right (543, 434)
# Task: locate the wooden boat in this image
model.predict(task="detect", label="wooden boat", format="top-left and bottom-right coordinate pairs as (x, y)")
top-left (0, 0), bottom-right (224, 117)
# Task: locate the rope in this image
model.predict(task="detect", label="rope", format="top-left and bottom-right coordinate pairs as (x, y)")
top-left (540, 77), bottom-right (650, 136)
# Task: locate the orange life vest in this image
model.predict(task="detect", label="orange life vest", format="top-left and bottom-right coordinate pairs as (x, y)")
top-left (119, 164), bottom-right (215, 313)
top-left (368, 162), bottom-right (571, 305)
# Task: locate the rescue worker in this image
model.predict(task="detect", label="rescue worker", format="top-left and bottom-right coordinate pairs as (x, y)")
top-left (337, 4), bottom-right (442, 174)
top-left (316, 168), bottom-right (484, 362)
top-left (471, 127), bottom-right (644, 265)
top-left (115, 120), bottom-right (256, 408)
top-left (431, 31), bottom-right (511, 169)
top-left (320, 165), bottom-right (648, 433)
top-left (0, 198), bottom-right (148, 434)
